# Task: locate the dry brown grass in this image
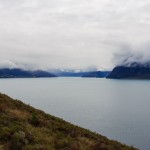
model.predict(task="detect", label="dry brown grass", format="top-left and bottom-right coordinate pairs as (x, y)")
top-left (8, 109), bottom-right (30, 121)
top-left (0, 93), bottom-right (138, 150)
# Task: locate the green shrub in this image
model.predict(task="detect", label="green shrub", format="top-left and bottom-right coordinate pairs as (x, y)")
top-left (0, 127), bottom-right (11, 141)
top-left (9, 131), bottom-right (28, 150)
top-left (10, 124), bottom-right (24, 133)
top-left (29, 114), bottom-right (40, 127)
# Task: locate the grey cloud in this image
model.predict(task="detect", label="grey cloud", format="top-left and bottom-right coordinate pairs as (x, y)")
top-left (0, 0), bottom-right (150, 70)
top-left (0, 60), bottom-right (19, 69)
top-left (113, 44), bottom-right (150, 67)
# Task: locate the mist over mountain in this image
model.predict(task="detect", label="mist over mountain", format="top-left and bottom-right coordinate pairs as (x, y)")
top-left (0, 68), bottom-right (57, 78)
top-left (1, 0), bottom-right (150, 70)
top-left (107, 66), bottom-right (150, 79)
top-left (113, 48), bottom-right (150, 68)
top-left (48, 66), bottom-right (111, 78)
top-left (0, 65), bottom-right (110, 78)
top-left (108, 49), bottom-right (150, 79)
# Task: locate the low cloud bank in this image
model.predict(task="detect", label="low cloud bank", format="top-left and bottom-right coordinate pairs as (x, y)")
top-left (113, 45), bottom-right (150, 67)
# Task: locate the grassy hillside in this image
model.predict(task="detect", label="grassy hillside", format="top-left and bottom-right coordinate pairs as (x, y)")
top-left (0, 93), bottom-right (137, 150)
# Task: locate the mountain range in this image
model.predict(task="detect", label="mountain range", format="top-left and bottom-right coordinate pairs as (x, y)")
top-left (51, 69), bottom-right (110, 78)
top-left (82, 71), bottom-right (110, 78)
top-left (0, 68), bottom-right (57, 78)
top-left (0, 68), bottom-right (111, 78)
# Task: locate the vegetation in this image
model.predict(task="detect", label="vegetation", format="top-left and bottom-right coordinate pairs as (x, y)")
top-left (0, 93), bottom-right (137, 150)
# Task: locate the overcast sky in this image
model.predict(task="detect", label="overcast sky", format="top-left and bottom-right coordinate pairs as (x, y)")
top-left (0, 0), bottom-right (150, 70)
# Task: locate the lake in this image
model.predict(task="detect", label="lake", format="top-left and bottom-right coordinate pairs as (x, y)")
top-left (0, 77), bottom-right (150, 150)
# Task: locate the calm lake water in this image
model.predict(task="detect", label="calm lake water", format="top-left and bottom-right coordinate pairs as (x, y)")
top-left (0, 77), bottom-right (150, 150)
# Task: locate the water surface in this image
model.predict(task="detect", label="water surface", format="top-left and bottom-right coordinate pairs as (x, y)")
top-left (0, 78), bottom-right (150, 150)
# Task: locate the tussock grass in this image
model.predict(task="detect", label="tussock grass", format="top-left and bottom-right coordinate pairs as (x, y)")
top-left (0, 93), bottom-right (138, 150)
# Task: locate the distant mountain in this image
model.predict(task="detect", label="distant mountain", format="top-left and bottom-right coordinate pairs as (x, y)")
top-left (82, 71), bottom-right (110, 78)
top-left (55, 71), bottom-right (89, 77)
top-left (0, 68), bottom-right (57, 78)
top-left (107, 65), bottom-right (150, 79)
top-left (50, 69), bottom-right (91, 77)
top-left (51, 69), bottom-right (110, 78)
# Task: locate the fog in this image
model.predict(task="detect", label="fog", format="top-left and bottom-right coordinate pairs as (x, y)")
top-left (113, 45), bottom-right (150, 67)
top-left (0, 0), bottom-right (150, 70)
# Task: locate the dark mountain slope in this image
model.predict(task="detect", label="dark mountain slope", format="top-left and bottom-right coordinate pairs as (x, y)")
top-left (82, 71), bottom-right (110, 78)
top-left (0, 68), bottom-right (57, 78)
top-left (107, 65), bottom-right (150, 79)
top-left (53, 70), bottom-right (110, 78)
top-left (55, 71), bottom-right (88, 77)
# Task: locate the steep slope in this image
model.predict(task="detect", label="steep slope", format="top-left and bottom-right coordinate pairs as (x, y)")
top-left (107, 66), bottom-right (150, 79)
top-left (0, 93), bottom-right (137, 150)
